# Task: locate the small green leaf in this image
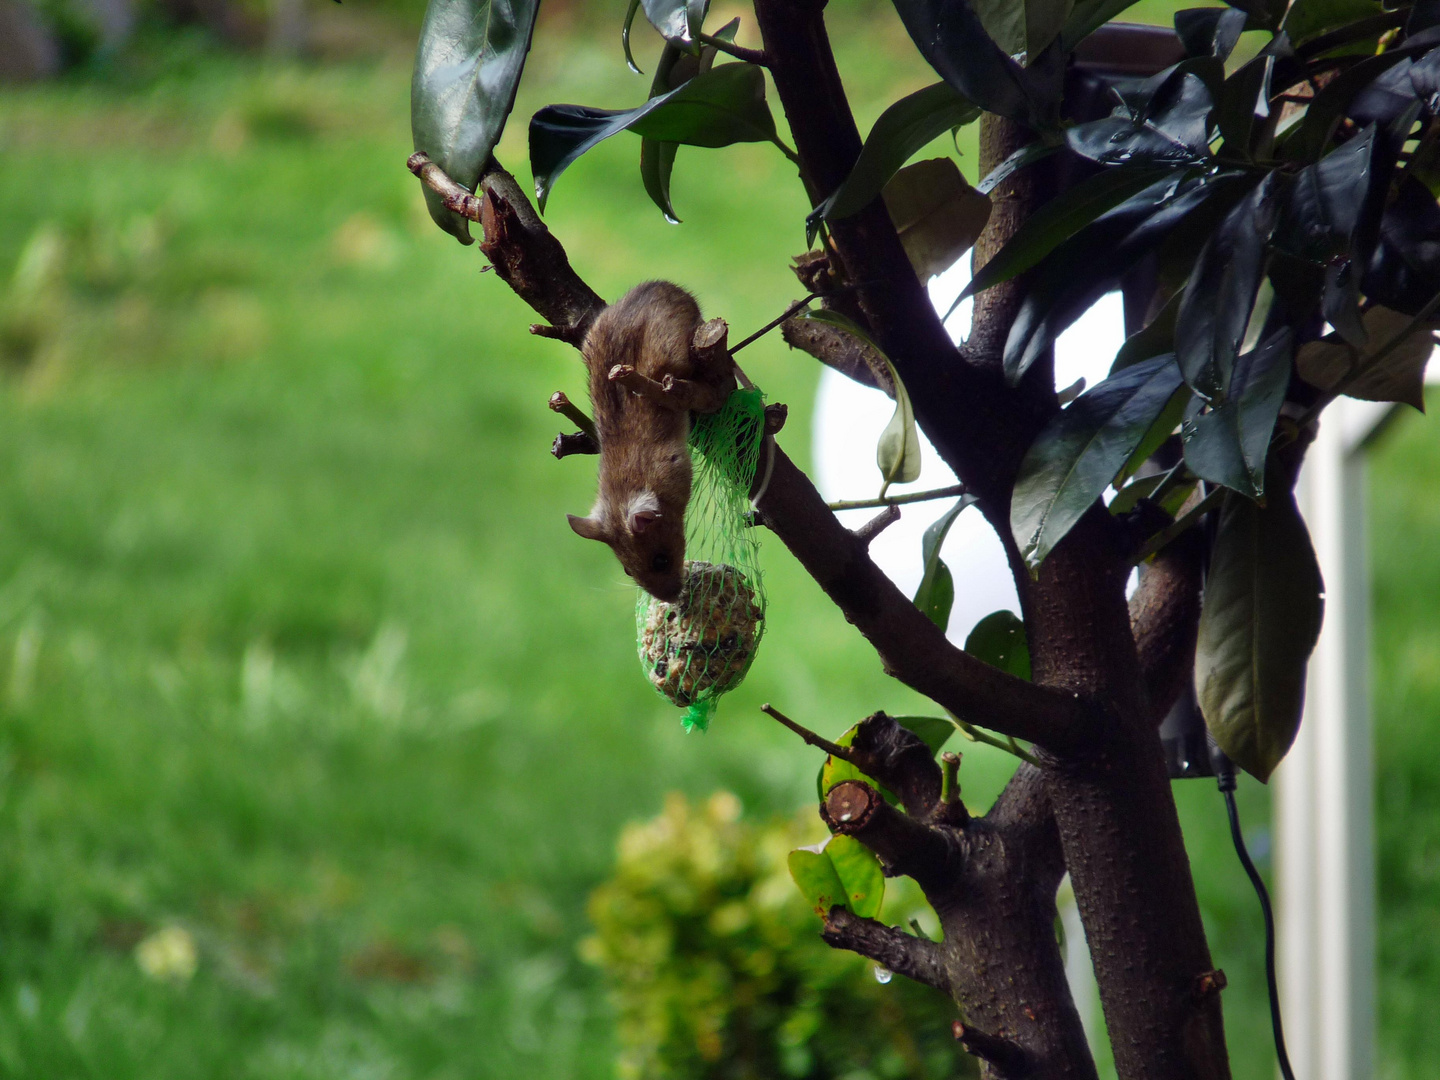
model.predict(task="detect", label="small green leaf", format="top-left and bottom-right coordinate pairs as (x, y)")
top-left (882, 158), bottom-right (992, 282)
top-left (530, 63), bottom-right (777, 210)
top-left (411, 0), bottom-right (542, 241)
top-left (913, 496), bottom-right (977, 630)
top-left (826, 836), bottom-right (886, 919)
top-left (965, 611), bottom-right (1030, 680)
top-left (877, 360), bottom-right (922, 489)
top-left (1011, 355), bottom-right (1186, 569)
top-left (892, 715), bottom-right (960, 755)
top-left (1296, 306), bottom-right (1436, 411)
top-left (1196, 486), bottom-right (1325, 782)
top-left (820, 82), bottom-right (980, 222)
top-left (788, 848), bottom-right (848, 917)
top-left (1280, 0), bottom-right (1383, 46)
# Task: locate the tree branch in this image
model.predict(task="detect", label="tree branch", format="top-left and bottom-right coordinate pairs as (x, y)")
top-left (781, 313), bottom-right (894, 395)
top-left (821, 907), bottom-right (950, 994)
top-left (822, 780), bottom-right (959, 891)
top-left (1129, 529), bottom-right (1204, 726)
top-left (755, 451), bottom-right (1091, 750)
top-left (952, 1021), bottom-right (1030, 1077)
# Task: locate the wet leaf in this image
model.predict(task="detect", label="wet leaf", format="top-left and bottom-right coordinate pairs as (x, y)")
top-left (1281, 0), bottom-right (1383, 47)
top-left (530, 63), bottom-right (776, 210)
top-left (1181, 329), bottom-right (1293, 497)
top-left (966, 165), bottom-right (1176, 299)
top-left (1113, 289), bottom-right (1182, 371)
top-left (1175, 7), bottom-right (1247, 60)
top-left (1196, 485), bottom-right (1324, 782)
top-left (638, 0), bottom-right (707, 51)
top-left (890, 0), bottom-right (1042, 122)
top-left (411, 0), bottom-right (542, 242)
top-left (882, 159), bottom-right (992, 282)
top-left (1012, 355), bottom-right (1186, 569)
top-left (818, 83), bottom-right (980, 224)
top-left (1296, 306), bottom-right (1437, 410)
top-left (1215, 54), bottom-right (1275, 160)
top-left (1176, 174), bottom-right (1280, 400)
top-left (964, 611), bottom-right (1031, 680)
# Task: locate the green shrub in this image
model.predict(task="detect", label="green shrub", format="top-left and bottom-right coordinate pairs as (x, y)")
top-left (583, 792), bottom-right (974, 1080)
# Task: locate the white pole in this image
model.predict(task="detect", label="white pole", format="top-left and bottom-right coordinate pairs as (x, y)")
top-left (1276, 398), bottom-right (1384, 1080)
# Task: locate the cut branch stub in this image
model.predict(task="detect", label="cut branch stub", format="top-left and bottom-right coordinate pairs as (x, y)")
top-left (822, 779), bottom-right (881, 833)
top-left (552, 431), bottom-right (599, 458)
top-left (848, 711), bottom-right (943, 818)
top-left (952, 1020), bottom-right (1030, 1076)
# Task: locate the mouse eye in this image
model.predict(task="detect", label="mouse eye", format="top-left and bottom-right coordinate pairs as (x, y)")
top-left (651, 553), bottom-right (672, 572)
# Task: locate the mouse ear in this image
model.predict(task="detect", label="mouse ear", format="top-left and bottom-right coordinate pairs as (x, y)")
top-left (630, 509), bottom-right (660, 534)
top-left (567, 514), bottom-right (609, 542)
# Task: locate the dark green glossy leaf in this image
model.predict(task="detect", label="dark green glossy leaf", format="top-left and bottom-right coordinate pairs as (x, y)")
top-left (965, 165), bottom-right (1177, 299)
top-left (1288, 55), bottom-right (1407, 161)
top-left (411, 0), bottom-right (542, 242)
top-left (788, 847), bottom-right (848, 917)
top-left (1281, 0), bottom-right (1382, 47)
top-left (819, 82), bottom-right (980, 222)
top-left (1181, 328), bottom-right (1293, 497)
top-left (622, 0), bottom-right (643, 73)
top-left (1113, 289), bottom-right (1182, 371)
top-left (1176, 174), bottom-right (1279, 400)
top-left (913, 496), bottom-right (978, 630)
top-left (883, 159), bottom-right (992, 281)
top-left (1060, 0), bottom-right (1142, 50)
top-left (971, 0), bottom-right (1072, 60)
top-left (530, 63), bottom-right (776, 210)
top-left (977, 140), bottom-right (1062, 195)
top-left (964, 611), bottom-right (1031, 680)
top-left (1175, 7), bottom-right (1247, 60)
top-left (1274, 124), bottom-right (1376, 260)
top-left (1216, 54), bottom-right (1275, 159)
top-left (890, 0), bottom-right (1040, 122)
top-left (825, 836), bottom-right (886, 919)
top-left (891, 715), bottom-right (959, 755)
top-left (1118, 381), bottom-right (1192, 482)
top-left (1067, 60), bottom-right (1221, 167)
top-left (1012, 354), bottom-right (1186, 569)
top-left (1004, 171), bottom-right (1235, 382)
top-left (638, 23), bottom-right (733, 223)
top-left (1195, 485), bottom-right (1324, 782)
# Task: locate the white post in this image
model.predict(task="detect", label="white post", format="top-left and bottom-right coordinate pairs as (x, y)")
top-left (1276, 398), bottom-right (1388, 1080)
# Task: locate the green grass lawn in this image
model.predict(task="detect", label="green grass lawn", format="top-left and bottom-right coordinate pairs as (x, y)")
top-left (0, 9), bottom-right (1430, 1078)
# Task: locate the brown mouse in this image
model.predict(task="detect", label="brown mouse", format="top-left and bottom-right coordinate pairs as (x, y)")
top-left (566, 281), bottom-right (736, 602)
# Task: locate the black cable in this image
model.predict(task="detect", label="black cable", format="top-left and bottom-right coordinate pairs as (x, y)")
top-left (1217, 766), bottom-right (1297, 1080)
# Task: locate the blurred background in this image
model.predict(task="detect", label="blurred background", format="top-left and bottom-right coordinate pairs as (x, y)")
top-left (0, 0), bottom-right (1436, 1077)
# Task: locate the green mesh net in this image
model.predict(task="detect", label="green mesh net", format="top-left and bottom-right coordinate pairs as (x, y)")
top-left (636, 387), bottom-right (768, 733)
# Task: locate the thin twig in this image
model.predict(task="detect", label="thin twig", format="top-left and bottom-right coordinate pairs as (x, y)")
top-left (853, 504), bottom-right (901, 547)
top-left (407, 152), bottom-right (482, 222)
top-left (696, 32), bottom-right (767, 65)
top-left (827, 483), bottom-right (968, 512)
top-left (730, 295), bottom-right (818, 354)
top-left (549, 392), bottom-right (597, 439)
top-left (953, 718), bottom-right (1039, 766)
top-left (761, 703), bottom-right (854, 760)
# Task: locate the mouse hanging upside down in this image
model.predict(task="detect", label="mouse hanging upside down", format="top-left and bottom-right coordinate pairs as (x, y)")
top-left (565, 281), bottom-right (737, 602)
